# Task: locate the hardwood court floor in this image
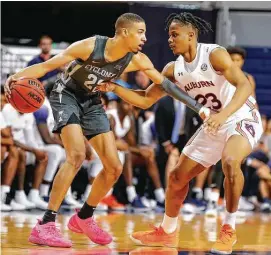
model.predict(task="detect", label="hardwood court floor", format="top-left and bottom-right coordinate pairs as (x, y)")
top-left (1, 210), bottom-right (271, 255)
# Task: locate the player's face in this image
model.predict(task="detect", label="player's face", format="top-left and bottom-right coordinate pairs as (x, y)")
top-left (39, 38), bottom-right (52, 54)
top-left (230, 54), bottom-right (244, 68)
top-left (168, 22), bottom-right (192, 55)
top-left (126, 22), bottom-right (147, 53)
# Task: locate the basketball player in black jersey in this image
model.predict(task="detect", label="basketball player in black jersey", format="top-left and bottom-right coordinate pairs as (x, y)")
top-left (5, 13), bottom-right (209, 248)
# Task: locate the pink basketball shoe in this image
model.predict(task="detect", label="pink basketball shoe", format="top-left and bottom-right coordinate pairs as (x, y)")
top-left (29, 220), bottom-right (72, 248)
top-left (68, 212), bottom-right (112, 245)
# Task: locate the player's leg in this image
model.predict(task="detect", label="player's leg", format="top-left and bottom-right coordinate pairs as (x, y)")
top-left (130, 126), bottom-right (221, 247)
top-left (47, 124), bottom-right (86, 212)
top-left (164, 154), bottom-right (205, 218)
top-left (211, 135), bottom-right (252, 255)
top-left (28, 124), bottom-right (84, 248)
top-left (130, 153), bottom-right (205, 247)
top-left (222, 135), bottom-right (252, 214)
top-left (67, 131), bottom-right (121, 245)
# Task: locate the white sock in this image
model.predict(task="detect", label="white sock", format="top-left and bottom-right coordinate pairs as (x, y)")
top-left (154, 188), bottom-right (165, 203)
top-left (192, 187), bottom-right (203, 200)
top-left (39, 184), bottom-right (50, 197)
top-left (161, 214), bottom-right (178, 234)
top-left (204, 188), bottom-right (212, 201)
top-left (223, 211), bottom-right (236, 229)
top-left (1, 185), bottom-right (11, 194)
top-left (210, 191), bottom-right (220, 203)
top-left (126, 186), bottom-right (137, 203)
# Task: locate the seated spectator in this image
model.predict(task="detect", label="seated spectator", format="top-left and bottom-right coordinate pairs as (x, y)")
top-left (2, 101), bottom-right (48, 210)
top-left (1, 88), bottom-right (25, 211)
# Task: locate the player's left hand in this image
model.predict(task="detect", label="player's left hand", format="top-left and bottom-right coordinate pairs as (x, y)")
top-left (97, 82), bottom-right (116, 92)
top-left (203, 112), bottom-right (228, 134)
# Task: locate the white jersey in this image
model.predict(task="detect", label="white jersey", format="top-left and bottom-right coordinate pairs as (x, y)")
top-left (174, 43), bottom-right (256, 121)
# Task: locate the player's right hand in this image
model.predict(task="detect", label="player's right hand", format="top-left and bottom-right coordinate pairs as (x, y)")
top-left (97, 82), bottom-right (116, 92)
top-left (4, 76), bottom-right (18, 98)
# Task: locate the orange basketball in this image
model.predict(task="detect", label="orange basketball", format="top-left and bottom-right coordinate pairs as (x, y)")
top-left (8, 77), bottom-right (45, 113)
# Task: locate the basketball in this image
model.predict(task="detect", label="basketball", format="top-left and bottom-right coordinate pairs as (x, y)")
top-left (8, 77), bottom-right (45, 113)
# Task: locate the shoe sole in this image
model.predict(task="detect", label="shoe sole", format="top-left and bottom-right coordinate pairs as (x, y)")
top-left (28, 235), bottom-right (72, 248)
top-left (129, 235), bottom-right (176, 248)
top-left (210, 240), bottom-right (237, 255)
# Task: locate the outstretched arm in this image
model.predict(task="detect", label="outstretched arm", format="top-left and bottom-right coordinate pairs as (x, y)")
top-left (100, 57), bottom-right (209, 118)
top-left (4, 37), bottom-right (96, 97)
top-left (129, 53), bottom-right (208, 114)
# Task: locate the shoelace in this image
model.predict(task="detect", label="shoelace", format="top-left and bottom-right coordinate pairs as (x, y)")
top-left (218, 228), bottom-right (233, 243)
top-left (87, 219), bottom-right (107, 235)
top-left (149, 225), bottom-right (164, 236)
top-left (46, 225), bottom-right (63, 238)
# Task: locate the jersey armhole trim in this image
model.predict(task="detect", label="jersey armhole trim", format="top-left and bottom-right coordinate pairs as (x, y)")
top-left (86, 36), bottom-right (99, 62)
top-left (208, 47), bottom-right (226, 76)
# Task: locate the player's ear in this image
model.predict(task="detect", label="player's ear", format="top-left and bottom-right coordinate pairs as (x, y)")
top-left (188, 31), bottom-right (194, 41)
top-left (122, 28), bottom-right (129, 37)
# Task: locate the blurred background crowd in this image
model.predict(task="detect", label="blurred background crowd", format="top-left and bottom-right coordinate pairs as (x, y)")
top-left (1, 1), bottom-right (271, 216)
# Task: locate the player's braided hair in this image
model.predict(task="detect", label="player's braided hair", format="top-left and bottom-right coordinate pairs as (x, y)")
top-left (165, 12), bottom-right (213, 34)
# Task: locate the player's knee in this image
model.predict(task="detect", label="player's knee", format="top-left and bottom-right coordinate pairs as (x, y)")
top-left (168, 167), bottom-right (187, 189)
top-left (222, 156), bottom-right (240, 181)
top-left (111, 162), bottom-right (123, 180)
top-left (67, 150), bottom-right (86, 169)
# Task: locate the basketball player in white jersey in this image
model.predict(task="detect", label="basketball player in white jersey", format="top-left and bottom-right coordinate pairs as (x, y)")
top-left (98, 12), bottom-right (263, 254)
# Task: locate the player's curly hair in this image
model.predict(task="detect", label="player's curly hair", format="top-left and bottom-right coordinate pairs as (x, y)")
top-left (165, 12), bottom-right (213, 35)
